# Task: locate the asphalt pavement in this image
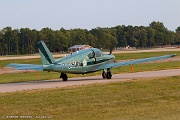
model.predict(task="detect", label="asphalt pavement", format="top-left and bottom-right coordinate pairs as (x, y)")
top-left (0, 69), bottom-right (179, 93)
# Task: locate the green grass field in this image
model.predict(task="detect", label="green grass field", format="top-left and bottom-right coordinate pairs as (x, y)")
top-left (0, 51), bottom-right (180, 84)
top-left (0, 76), bottom-right (180, 120)
top-left (114, 51), bottom-right (180, 60)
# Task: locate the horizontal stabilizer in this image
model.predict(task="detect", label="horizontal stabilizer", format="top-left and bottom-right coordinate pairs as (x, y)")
top-left (6, 63), bottom-right (43, 70)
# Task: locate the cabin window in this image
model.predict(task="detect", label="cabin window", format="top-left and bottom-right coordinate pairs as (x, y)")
top-left (87, 52), bottom-right (94, 59)
top-left (95, 51), bottom-right (101, 57)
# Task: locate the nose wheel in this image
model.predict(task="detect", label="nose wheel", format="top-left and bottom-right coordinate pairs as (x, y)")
top-left (102, 68), bottom-right (112, 79)
top-left (60, 73), bottom-right (68, 81)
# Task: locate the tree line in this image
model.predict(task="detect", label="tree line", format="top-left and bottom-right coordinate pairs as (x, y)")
top-left (0, 21), bottom-right (180, 55)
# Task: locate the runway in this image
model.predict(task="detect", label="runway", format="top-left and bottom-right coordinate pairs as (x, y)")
top-left (0, 69), bottom-right (180, 93)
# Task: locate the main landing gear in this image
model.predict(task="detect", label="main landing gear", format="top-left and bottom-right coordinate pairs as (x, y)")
top-left (102, 68), bottom-right (112, 79)
top-left (60, 73), bottom-right (68, 81)
top-left (60, 69), bottom-right (112, 81)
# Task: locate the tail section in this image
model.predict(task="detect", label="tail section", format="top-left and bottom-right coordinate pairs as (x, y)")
top-left (37, 41), bottom-right (55, 65)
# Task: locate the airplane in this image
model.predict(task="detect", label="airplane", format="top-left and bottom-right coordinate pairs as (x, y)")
top-left (7, 41), bottom-right (176, 81)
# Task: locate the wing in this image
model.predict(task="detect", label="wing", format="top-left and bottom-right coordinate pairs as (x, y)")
top-left (6, 63), bottom-right (43, 70)
top-left (99, 54), bottom-right (176, 69)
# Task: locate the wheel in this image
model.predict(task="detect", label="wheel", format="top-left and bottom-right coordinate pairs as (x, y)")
top-left (106, 71), bottom-right (112, 79)
top-left (62, 74), bottom-right (68, 81)
top-left (60, 73), bottom-right (68, 81)
top-left (102, 71), bottom-right (107, 79)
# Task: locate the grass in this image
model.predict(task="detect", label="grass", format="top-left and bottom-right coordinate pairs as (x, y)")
top-left (0, 58), bottom-right (41, 68)
top-left (114, 51), bottom-right (180, 60)
top-left (0, 76), bottom-right (180, 120)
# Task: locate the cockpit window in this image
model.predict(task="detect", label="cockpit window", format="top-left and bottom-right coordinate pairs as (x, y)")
top-left (95, 50), bottom-right (101, 57)
top-left (88, 51), bottom-right (94, 59)
top-left (87, 50), bottom-right (101, 59)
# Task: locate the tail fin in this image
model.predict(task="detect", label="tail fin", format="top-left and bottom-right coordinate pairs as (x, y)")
top-left (37, 41), bottom-right (55, 65)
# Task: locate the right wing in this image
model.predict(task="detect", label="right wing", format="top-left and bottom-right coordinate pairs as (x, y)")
top-left (98, 54), bottom-right (176, 70)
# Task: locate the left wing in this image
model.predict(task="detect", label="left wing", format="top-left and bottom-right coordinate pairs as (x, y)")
top-left (98, 54), bottom-right (176, 70)
top-left (6, 63), bottom-right (43, 70)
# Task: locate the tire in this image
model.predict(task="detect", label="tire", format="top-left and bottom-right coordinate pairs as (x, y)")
top-left (61, 73), bottom-right (68, 81)
top-left (106, 71), bottom-right (112, 79)
top-left (102, 71), bottom-right (107, 79)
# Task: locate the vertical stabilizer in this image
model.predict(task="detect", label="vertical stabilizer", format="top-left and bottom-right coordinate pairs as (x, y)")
top-left (37, 41), bottom-right (55, 65)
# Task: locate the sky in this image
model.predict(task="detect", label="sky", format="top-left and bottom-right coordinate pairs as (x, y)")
top-left (0, 0), bottom-right (180, 31)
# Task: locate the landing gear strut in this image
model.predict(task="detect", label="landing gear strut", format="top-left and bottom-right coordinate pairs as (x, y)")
top-left (102, 68), bottom-right (112, 79)
top-left (60, 73), bottom-right (68, 81)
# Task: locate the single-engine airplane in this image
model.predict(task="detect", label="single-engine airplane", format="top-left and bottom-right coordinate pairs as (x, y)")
top-left (7, 41), bottom-right (176, 81)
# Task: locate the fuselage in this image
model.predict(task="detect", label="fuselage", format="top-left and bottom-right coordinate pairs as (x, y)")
top-left (43, 48), bottom-right (115, 74)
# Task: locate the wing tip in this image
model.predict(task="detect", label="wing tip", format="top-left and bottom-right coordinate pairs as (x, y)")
top-left (171, 54), bottom-right (176, 57)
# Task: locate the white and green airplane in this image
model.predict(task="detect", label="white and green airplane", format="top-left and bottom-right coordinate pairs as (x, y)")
top-left (7, 41), bottom-right (176, 81)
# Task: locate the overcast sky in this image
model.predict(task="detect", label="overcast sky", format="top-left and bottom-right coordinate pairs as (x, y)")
top-left (0, 0), bottom-right (179, 31)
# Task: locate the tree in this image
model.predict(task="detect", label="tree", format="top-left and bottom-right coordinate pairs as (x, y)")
top-left (0, 21), bottom-right (179, 55)
top-left (86, 33), bottom-right (98, 47)
top-left (39, 28), bottom-right (55, 52)
top-left (3, 27), bottom-right (12, 54)
top-left (149, 21), bottom-right (167, 32)
top-left (12, 29), bottom-right (19, 54)
top-left (176, 26), bottom-right (180, 33)
top-left (19, 28), bottom-right (37, 54)
top-left (0, 32), bottom-right (4, 55)
top-left (105, 33), bottom-right (118, 53)
top-left (146, 27), bottom-right (156, 46)
top-left (175, 26), bottom-right (180, 44)
top-left (70, 29), bottom-right (89, 45)
top-left (115, 25), bottom-right (128, 47)
top-left (138, 27), bottom-right (147, 47)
